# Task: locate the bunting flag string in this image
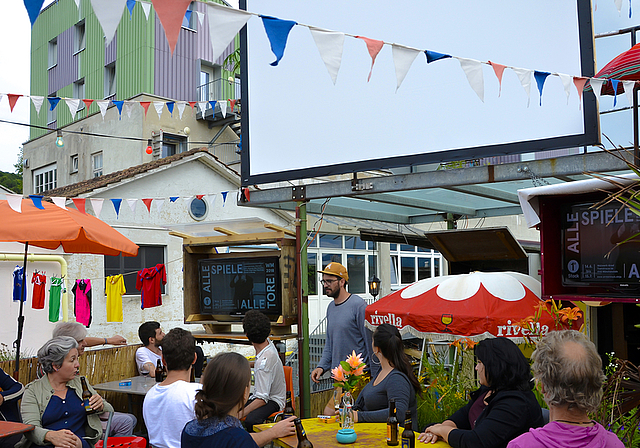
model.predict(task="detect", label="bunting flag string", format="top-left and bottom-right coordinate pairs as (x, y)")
top-left (12, 0), bottom-right (640, 121)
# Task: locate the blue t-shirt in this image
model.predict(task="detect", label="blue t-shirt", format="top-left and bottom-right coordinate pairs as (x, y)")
top-left (13, 266), bottom-right (25, 302)
top-left (182, 416), bottom-right (258, 448)
top-left (41, 388), bottom-right (90, 448)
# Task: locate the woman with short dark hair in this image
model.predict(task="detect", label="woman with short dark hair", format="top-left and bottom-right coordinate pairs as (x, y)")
top-left (18, 336), bottom-right (112, 448)
top-left (419, 337), bottom-right (544, 448)
top-left (181, 352), bottom-right (257, 448)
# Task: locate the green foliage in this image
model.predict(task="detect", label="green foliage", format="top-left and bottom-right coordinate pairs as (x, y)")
top-left (417, 340), bottom-right (477, 430)
top-left (0, 170), bottom-right (22, 194)
top-left (14, 146), bottom-right (23, 177)
top-left (223, 48), bottom-right (241, 73)
top-left (0, 343), bottom-right (14, 362)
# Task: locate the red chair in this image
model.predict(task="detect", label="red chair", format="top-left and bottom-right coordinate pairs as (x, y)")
top-left (270, 365), bottom-right (294, 422)
top-left (95, 413), bottom-right (147, 448)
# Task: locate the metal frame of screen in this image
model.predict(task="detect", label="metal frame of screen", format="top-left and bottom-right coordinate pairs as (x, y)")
top-left (240, 0), bottom-right (599, 187)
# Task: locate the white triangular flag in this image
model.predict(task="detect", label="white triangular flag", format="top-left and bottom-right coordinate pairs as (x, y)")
top-left (90, 0), bottom-right (127, 46)
top-left (140, 1), bottom-right (152, 20)
top-left (205, 2), bottom-right (252, 62)
top-left (124, 101), bottom-right (135, 118)
top-left (219, 100), bottom-right (227, 118)
top-left (65, 98), bottom-right (81, 119)
top-left (457, 58), bottom-right (484, 102)
top-left (309, 27), bottom-right (345, 85)
top-left (52, 197), bottom-right (67, 210)
top-left (31, 95), bottom-right (44, 116)
top-left (614, 0), bottom-right (623, 13)
top-left (195, 11), bottom-right (205, 27)
top-left (90, 198), bottom-right (104, 218)
top-left (589, 78), bottom-right (605, 106)
top-left (512, 68), bottom-right (533, 107)
top-left (96, 100), bottom-right (109, 119)
top-left (392, 44), bottom-right (420, 92)
top-left (7, 194), bottom-right (22, 213)
top-left (623, 80), bottom-right (636, 106)
top-left (558, 74), bottom-right (572, 104)
top-left (198, 101), bottom-right (208, 114)
top-left (176, 101), bottom-right (187, 119)
top-left (74, 0), bottom-right (80, 8)
top-left (155, 198), bottom-right (165, 213)
top-left (153, 101), bottom-right (164, 119)
top-left (126, 198), bottom-right (137, 213)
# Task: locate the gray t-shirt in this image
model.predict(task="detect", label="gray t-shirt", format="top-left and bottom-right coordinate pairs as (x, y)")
top-left (316, 294), bottom-right (374, 375)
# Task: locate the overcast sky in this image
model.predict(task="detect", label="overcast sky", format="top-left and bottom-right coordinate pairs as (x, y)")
top-left (0, 0), bottom-right (637, 175)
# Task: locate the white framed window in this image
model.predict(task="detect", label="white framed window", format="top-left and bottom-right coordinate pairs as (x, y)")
top-left (104, 63), bottom-right (116, 99)
top-left (92, 152), bottom-right (103, 178)
top-left (161, 133), bottom-right (187, 157)
top-left (182, 2), bottom-right (197, 30)
top-left (74, 21), bottom-right (86, 54)
top-left (48, 37), bottom-right (58, 69)
top-left (47, 91), bottom-right (57, 126)
top-left (389, 244), bottom-right (443, 288)
top-left (70, 155), bottom-right (78, 174)
top-left (73, 79), bottom-right (85, 112)
top-left (188, 197), bottom-right (208, 221)
top-left (33, 164), bottom-right (57, 194)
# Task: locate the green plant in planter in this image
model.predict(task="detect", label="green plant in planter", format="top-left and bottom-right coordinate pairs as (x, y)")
top-left (417, 338), bottom-right (477, 430)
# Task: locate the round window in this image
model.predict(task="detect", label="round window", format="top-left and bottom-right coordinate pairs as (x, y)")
top-left (189, 197), bottom-right (208, 221)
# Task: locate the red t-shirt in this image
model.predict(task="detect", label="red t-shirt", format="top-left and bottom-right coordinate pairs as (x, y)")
top-left (136, 264), bottom-right (166, 309)
top-left (31, 272), bottom-right (47, 309)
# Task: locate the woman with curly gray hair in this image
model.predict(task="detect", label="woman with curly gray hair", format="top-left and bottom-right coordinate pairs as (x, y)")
top-left (17, 336), bottom-right (113, 448)
top-left (507, 330), bottom-right (623, 448)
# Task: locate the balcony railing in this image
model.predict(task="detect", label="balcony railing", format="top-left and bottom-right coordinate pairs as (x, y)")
top-left (196, 77), bottom-right (241, 104)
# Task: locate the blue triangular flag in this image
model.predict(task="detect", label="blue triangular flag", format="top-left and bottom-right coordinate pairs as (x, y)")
top-left (221, 191), bottom-right (228, 205)
top-left (184, 10), bottom-right (192, 24)
top-left (166, 101), bottom-right (175, 116)
top-left (534, 71), bottom-right (551, 106)
top-left (425, 50), bottom-right (451, 64)
top-left (29, 195), bottom-right (45, 210)
top-left (126, 0), bottom-right (136, 18)
top-left (48, 97), bottom-right (61, 111)
top-left (209, 100), bottom-right (217, 112)
top-left (169, 197), bottom-right (179, 202)
top-left (611, 79), bottom-right (620, 107)
top-left (261, 16), bottom-right (297, 66)
top-left (23, 0), bottom-right (45, 27)
top-left (113, 100), bottom-right (124, 119)
top-left (111, 198), bottom-right (122, 218)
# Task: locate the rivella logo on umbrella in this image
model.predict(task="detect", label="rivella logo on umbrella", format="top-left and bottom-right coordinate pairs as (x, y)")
top-left (496, 320), bottom-right (549, 338)
top-left (369, 311), bottom-right (402, 327)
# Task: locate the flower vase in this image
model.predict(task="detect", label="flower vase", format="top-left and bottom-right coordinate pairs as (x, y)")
top-left (337, 391), bottom-right (357, 443)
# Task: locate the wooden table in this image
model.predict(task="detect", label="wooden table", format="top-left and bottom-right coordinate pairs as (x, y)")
top-left (255, 418), bottom-right (451, 448)
top-left (0, 421), bottom-right (34, 439)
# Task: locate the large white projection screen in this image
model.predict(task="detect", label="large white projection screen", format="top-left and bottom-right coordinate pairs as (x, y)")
top-left (241, 0), bottom-right (598, 186)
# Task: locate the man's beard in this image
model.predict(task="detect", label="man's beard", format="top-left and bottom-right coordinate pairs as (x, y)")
top-left (325, 287), bottom-right (339, 299)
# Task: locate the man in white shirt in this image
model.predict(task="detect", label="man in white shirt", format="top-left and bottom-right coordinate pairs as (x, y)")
top-left (142, 327), bottom-right (200, 448)
top-left (135, 321), bottom-right (164, 375)
top-left (239, 310), bottom-right (287, 432)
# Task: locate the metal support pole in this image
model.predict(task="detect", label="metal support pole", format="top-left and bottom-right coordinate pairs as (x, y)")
top-left (633, 32), bottom-right (640, 167)
top-left (296, 203), bottom-right (311, 417)
top-left (13, 242), bottom-right (28, 380)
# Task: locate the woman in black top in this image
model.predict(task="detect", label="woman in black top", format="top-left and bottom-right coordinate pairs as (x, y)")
top-left (351, 324), bottom-right (421, 429)
top-left (419, 337), bottom-right (544, 448)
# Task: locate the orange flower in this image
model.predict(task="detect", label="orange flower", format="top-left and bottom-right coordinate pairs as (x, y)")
top-left (460, 337), bottom-right (477, 349)
top-left (558, 307), bottom-right (582, 323)
top-left (351, 365), bottom-right (366, 377)
top-left (346, 350), bottom-right (364, 370)
top-left (331, 365), bottom-right (346, 382)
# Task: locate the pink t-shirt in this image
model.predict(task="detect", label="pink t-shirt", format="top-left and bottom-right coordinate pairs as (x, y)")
top-left (72, 279), bottom-right (92, 326)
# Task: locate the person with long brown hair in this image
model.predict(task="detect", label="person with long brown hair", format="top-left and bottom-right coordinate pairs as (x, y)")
top-left (181, 353), bottom-right (294, 448)
top-left (349, 323), bottom-right (421, 429)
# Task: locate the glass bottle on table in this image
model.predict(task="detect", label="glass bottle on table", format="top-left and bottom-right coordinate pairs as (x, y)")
top-left (401, 410), bottom-right (414, 448)
top-left (387, 398), bottom-right (399, 446)
top-left (80, 376), bottom-right (95, 415)
top-left (282, 391), bottom-right (295, 418)
top-left (294, 418), bottom-right (313, 448)
top-left (155, 359), bottom-right (163, 382)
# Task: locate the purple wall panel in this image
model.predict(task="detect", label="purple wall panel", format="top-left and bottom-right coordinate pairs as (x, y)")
top-left (105, 34), bottom-right (117, 66)
top-left (48, 27), bottom-right (77, 94)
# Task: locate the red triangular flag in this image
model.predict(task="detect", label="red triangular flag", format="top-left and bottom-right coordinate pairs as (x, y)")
top-left (72, 198), bottom-right (86, 214)
top-left (151, 0), bottom-right (192, 55)
top-left (230, 99), bottom-right (237, 112)
top-left (188, 101), bottom-right (197, 110)
top-left (195, 194), bottom-right (205, 200)
top-left (82, 99), bottom-right (94, 112)
top-left (7, 94), bottom-right (21, 112)
top-left (142, 198), bottom-right (153, 212)
top-left (242, 187), bottom-right (250, 202)
top-left (355, 36), bottom-right (384, 82)
top-left (488, 61), bottom-right (506, 96)
top-left (140, 101), bottom-right (151, 117)
top-left (573, 77), bottom-right (588, 105)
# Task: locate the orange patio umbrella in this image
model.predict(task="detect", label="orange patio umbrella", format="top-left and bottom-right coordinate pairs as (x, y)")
top-left (0, 197), bottom-right (138, 378)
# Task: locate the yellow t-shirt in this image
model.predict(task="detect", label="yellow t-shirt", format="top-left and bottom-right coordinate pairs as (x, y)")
top-left (106, 274), bottom-right (126, 322)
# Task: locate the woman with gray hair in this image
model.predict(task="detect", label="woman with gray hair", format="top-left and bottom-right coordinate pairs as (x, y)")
top-left (17, 336), bottom-right (113, 448)
top-left (507, 330), bottom-right (623, 448)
